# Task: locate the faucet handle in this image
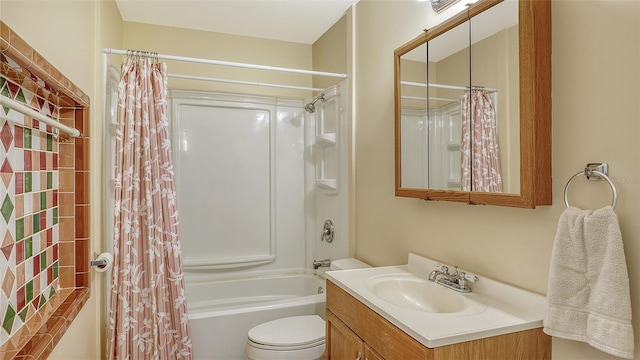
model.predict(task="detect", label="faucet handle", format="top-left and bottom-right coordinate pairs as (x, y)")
top-left (434, 263), bottom-right (449, 275)
top-left (459, 271), bottom-right (479, 283)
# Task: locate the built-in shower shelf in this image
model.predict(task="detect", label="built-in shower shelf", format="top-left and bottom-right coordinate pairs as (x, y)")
top-left (316, 133), bottom-right (336, 146)
top-left (316, 179), bottom-right (337, 192)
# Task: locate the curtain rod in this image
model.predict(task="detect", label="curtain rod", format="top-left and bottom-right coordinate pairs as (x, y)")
top-left (401, 95), bottom-right (458, 102)
top-left (103, 48), bottom-right (348, 79)
top-left (169, 74), bottom-right (325, 92)
top-left (0, 94), bottom-right (81, 138)
top-left (401, 81), bottom-right (497, 93)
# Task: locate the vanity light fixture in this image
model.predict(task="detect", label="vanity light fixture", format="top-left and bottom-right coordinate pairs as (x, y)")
top-left (431, 0), bottom-right (461, 13)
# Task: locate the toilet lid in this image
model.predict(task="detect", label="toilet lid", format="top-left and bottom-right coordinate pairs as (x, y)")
top-left (248, 315), bottom-right (325, 347)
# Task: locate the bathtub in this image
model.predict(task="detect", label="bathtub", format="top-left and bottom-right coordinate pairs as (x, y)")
top-left (187, 271), bottom-right (326, 360)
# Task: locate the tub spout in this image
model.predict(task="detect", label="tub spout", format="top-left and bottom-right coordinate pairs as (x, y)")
top-left (313, 259), bottom-right (331, 269)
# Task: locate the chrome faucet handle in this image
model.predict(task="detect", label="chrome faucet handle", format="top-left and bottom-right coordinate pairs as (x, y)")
top-left (459, 271), bottom-right (479, 283)
top-left (434, 263), bottom-right (449, 275)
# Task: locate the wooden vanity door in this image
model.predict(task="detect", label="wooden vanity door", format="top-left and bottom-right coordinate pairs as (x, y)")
top-left (326, 310), bottom-right (365, 359)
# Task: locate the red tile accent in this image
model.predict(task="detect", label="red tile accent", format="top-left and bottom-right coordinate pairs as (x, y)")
top-left (0, 244), bottom-right (12, 260)
top-left (0, 121), bottom-right (13, 151)
top-left (17, 286), bottom-right (25, 310)
top-left (15, 172), bottom-right (23, 194)
top-left (31, 119), bottom-right (39, 129)
top-left (52, 153), bottom-right (58, 170)
top-left (23, 150), bottom-right (31, 171)
top-left (52, 190), bottom-right (57, 206)
top-left (52, 243), bottom-right (58, 262)
top-left (39, 151), bottom-right (46, 169)
top-left (46, 229), bottom-right (52, 247)
top-left (0, 157), bottom-right (12, 174)
top-left (39, 211), bottom-right (46, 230)
top-left (32, 254), bottom-right (40, 275)
top-left (15, 126), bottom-right (23, 148)
top-left (7, 81), bottom-right (19, 98)
top-left (47, 267), bottom-right (53, 285)
top-left (16, 240), bottom-right (24, 264)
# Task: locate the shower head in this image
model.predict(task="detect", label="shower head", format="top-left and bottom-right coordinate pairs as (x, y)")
top-left (304, 94), bottom-right (325, 114)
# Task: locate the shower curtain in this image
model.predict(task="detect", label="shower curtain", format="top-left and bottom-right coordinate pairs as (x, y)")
top-left (461, 91), bottom-right (503, 192)
top-left (107, 55), bottom-right (192, 359)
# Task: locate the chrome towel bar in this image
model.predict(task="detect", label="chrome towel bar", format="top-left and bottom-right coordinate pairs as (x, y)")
top-left (564, 163), bottom-right (617, 209)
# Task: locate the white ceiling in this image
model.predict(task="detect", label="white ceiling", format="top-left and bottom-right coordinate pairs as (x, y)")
top-left (115, 0), bottom-right (359, 45)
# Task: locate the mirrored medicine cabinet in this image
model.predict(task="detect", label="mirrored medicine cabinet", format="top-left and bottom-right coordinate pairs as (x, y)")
top-left (394, 0), bottom-right (551, 208)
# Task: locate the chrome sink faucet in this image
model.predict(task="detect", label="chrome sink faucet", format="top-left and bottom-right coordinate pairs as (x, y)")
top-left (428, 264), bottom-right (479, 293)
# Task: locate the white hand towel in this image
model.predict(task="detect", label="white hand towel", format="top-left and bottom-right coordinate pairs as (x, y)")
top-left (544, 206), bottom-right (634, 358)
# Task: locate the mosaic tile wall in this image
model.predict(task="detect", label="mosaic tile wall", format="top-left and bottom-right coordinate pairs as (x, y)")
top-left (0, 55), bottom-right (61, 345)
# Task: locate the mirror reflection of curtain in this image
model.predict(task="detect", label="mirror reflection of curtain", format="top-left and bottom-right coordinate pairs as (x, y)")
top-left (461, 91), bottom-right (503, 192)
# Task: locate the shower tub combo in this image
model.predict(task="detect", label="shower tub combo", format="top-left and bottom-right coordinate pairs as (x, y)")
top-left (168, 87), bottom-right (346, 358)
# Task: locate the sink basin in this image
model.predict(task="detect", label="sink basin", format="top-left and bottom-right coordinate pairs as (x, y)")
top-left (366, 274), bottom-right (466, 313)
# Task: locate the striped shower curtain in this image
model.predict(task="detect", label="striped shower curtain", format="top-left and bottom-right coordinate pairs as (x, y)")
top-left (107, 55), bottom-right (192, 359)
top-left (461, 91), bottom-right (503, 192)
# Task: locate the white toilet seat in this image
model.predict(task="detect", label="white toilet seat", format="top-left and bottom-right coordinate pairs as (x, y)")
top-left (248, 338), bottom-right (325, 351)
top-left (246, 315), bottom-right (326, 360)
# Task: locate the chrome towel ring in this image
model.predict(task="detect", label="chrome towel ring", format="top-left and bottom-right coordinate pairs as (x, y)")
top-left (564, 164), bottom-right (617, 209)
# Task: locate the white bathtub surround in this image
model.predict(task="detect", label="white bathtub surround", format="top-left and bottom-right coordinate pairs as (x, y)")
top-left (171, 91), bottom-right (307, 270)
top-left (166, 86), bottom-right (351, 358)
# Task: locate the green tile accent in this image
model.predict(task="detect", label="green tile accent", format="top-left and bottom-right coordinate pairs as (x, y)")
top-left (1, 194), bottom-right (14, 223)
top-left (26, 280), bottom-right (33, 303)
top-left (2, 304), bottom-right (16, 334)
top-left (53, 207), bottom-right (58, 225)
top-left (24, 128), bottom-right (32, 149)
top-left (18, 307), bottom-right (28, 322)
top-left (33, 213), bottom-right (40, 233)
top-left (47, 172), bottom-right (52, 189)
top-left (15, 88), bottom-right (26, 104)
top-left (40, 251), bottom-right (46, 270)
top-left (25, 237), bottom-right (32, 259)
top-left (47, 134), bottom-right (53, 151)
top-left (49, 286), bottom-right (56, 298)
top-left (16, 218), bottom-right (24, 240)
top-left (0, 77), bottom-right (5, 89)
top-left (38, 293), bottom-right (46, 307)
top-left (53, 261), bottom-right (58, 279)
top-left (2, 106), bottom-right (8, 116)
top-left (40, 191), bottom-right (47, 210)
top-left (0, 80), bottom-right (10, 97)
top-left (24, 172), bottom-right (32, 193)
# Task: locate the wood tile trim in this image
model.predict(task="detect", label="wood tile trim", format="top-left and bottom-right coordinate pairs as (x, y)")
top-left (1, 21), bottom-right (92, 360)
top-left (0, 289), bottom-right (90, 360)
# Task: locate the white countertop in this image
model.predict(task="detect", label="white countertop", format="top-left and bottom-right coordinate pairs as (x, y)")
top-left (326, 253), bottom-right (547, 348)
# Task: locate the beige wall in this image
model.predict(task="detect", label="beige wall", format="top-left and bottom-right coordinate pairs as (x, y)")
top-left (120, 22), bottom-right (313, 99)
top-left (355, 1), bottom-right (640, 359)
top-left (5, 0), bottom-right (640, 359)
top-left (1, 0), bottom-right (122, 358)
top-left (312, 14), bottom-right (348, 90)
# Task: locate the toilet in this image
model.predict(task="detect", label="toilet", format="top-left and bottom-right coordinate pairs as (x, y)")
top-left (245, 258), bottom-right (370, 360)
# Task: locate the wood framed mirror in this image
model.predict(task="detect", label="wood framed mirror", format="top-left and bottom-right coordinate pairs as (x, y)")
top-left (394, 0), bottom-right (551, 208)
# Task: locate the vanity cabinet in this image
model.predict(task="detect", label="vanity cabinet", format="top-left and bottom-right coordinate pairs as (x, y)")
top-left (326, 280), bottom-right (551, 360)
